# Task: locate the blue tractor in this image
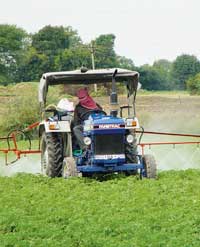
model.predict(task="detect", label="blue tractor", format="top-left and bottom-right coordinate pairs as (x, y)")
top-left (39, 68), bottom-right (157, 179)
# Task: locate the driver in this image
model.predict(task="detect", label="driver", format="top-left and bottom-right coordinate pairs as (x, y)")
top-left (73, 87), bottom-right (102, 151)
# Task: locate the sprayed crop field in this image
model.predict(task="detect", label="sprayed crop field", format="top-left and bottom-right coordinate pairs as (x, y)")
top-left (1, 171), bottom-right (200, 246)
top-left (0, 85), bottom-right (200, 246)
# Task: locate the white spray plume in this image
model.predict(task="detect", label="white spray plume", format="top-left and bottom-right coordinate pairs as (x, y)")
top-left (0, 155), bottom-right (41, 177)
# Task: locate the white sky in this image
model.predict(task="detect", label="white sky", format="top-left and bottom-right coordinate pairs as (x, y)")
top-left (0, 0), bottom-right (200, 66)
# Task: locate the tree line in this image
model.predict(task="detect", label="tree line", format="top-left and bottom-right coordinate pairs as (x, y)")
top-left (0, 24), bottom-right (200, 94)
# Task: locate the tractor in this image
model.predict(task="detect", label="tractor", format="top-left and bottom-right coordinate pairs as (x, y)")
top-left (38, 68), bottom-right (157, 178)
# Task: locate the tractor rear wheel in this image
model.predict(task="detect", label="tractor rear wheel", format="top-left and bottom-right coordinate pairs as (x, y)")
top-left (41, 132), bottom-right (63, 177)
top-left (142, 154), bottom-right (157, 179)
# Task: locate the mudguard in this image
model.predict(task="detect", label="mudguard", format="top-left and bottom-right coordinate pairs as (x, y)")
top-left (39, 120), bottom-right (71, 133)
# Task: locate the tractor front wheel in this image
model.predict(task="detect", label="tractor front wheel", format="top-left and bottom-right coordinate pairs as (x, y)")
top-left (142, 154), bottom-right (157, 179)
top-left (125, 130), bottom-right (138, 164)
top-left (41, 132), bottom-right (63, 177)
top-left (62, 157), bottom-right (78, 178)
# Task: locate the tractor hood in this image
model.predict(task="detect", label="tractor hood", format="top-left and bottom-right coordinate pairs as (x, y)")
top-left (89, 115), bottom-right (125, 126)
top-left (83, 114), bottom-right (126, 133)
top-left (39, 68), bottom-right (139, 105)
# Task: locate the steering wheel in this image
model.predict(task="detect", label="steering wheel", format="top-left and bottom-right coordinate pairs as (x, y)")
top-left (80, 109), bottom-right (107, 120)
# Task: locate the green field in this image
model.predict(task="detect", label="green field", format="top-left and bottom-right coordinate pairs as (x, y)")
top-left (0, 84), bottom-right (200, 246)
top-left (0, 171), bottom-right (200, 247)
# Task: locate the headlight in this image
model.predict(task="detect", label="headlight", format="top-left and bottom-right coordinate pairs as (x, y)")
top-left (83, 137), bottom-right (92, 145)
top-left (126, 134), bottom-right (134, 143)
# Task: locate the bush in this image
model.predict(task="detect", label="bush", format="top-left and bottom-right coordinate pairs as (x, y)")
top-left (0, 83), bottom-right (40, 134)
top-left (0, 82), bottom-right (74, 135)
top-left (186, 73), bottom-right (200, 95)
top-left (0, 74), bottom-right (9, 86)
top-left (90, 86), bottom-right (108, 97)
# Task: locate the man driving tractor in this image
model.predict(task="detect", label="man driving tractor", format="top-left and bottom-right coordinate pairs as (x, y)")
top-left (73, 87), bottom-right (103, 151)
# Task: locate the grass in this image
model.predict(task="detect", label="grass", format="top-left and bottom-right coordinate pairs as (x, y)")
top-left (0, 170), bottom-right (200, 246)
top-left (137, 89), bottom-right (189, 96)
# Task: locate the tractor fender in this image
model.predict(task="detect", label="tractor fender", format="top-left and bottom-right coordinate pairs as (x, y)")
top-left (39, 120), bottom-right (71, 137)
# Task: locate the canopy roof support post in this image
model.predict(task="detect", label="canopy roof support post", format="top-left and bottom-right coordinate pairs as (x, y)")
top-left (110, 69), bottom-right (118, 117)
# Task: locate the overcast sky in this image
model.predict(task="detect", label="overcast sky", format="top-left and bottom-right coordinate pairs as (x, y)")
top-left (0, 0), bottom-right (200, 66)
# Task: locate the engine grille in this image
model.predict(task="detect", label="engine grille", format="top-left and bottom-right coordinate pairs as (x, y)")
top-left (94, 134), bottom-right (124, 155)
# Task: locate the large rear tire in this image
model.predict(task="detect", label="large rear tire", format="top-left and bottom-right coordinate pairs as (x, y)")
top-left (41, 132), bottom-right (63, 177)
top-left (142, 154), bottom-right (157, 179)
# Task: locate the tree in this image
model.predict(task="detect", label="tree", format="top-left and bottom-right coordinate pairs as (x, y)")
top-left (0, 24), bottom-right (29, 84)
top-left (186, 73), bottom-right (200, 95)
top-left (171, 54), bottom-right (200, 89)
top-left (117, 56), bottom-right (135, 70)
top-left (152, 59), bottom-right (174, 90)
top-left (0, 24), bottom-right (29, 52)
top-left (93, 34), bottom-right (118, 68)
top-left (54, 46), bottom-right (91, 71)
top-left (32, 25), bottom-right (81, 55)
top-left (18, 47), bottom-right (48, 81)
top-left (153, 59), bottom-right (172, 73)
top-left (138, 65), bottom-right (171, 90)
top-left (30, 25), bottom-right (82, 73)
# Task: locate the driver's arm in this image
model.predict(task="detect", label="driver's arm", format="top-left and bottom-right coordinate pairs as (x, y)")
top-left (74, 104), bottom-right (89, 125)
